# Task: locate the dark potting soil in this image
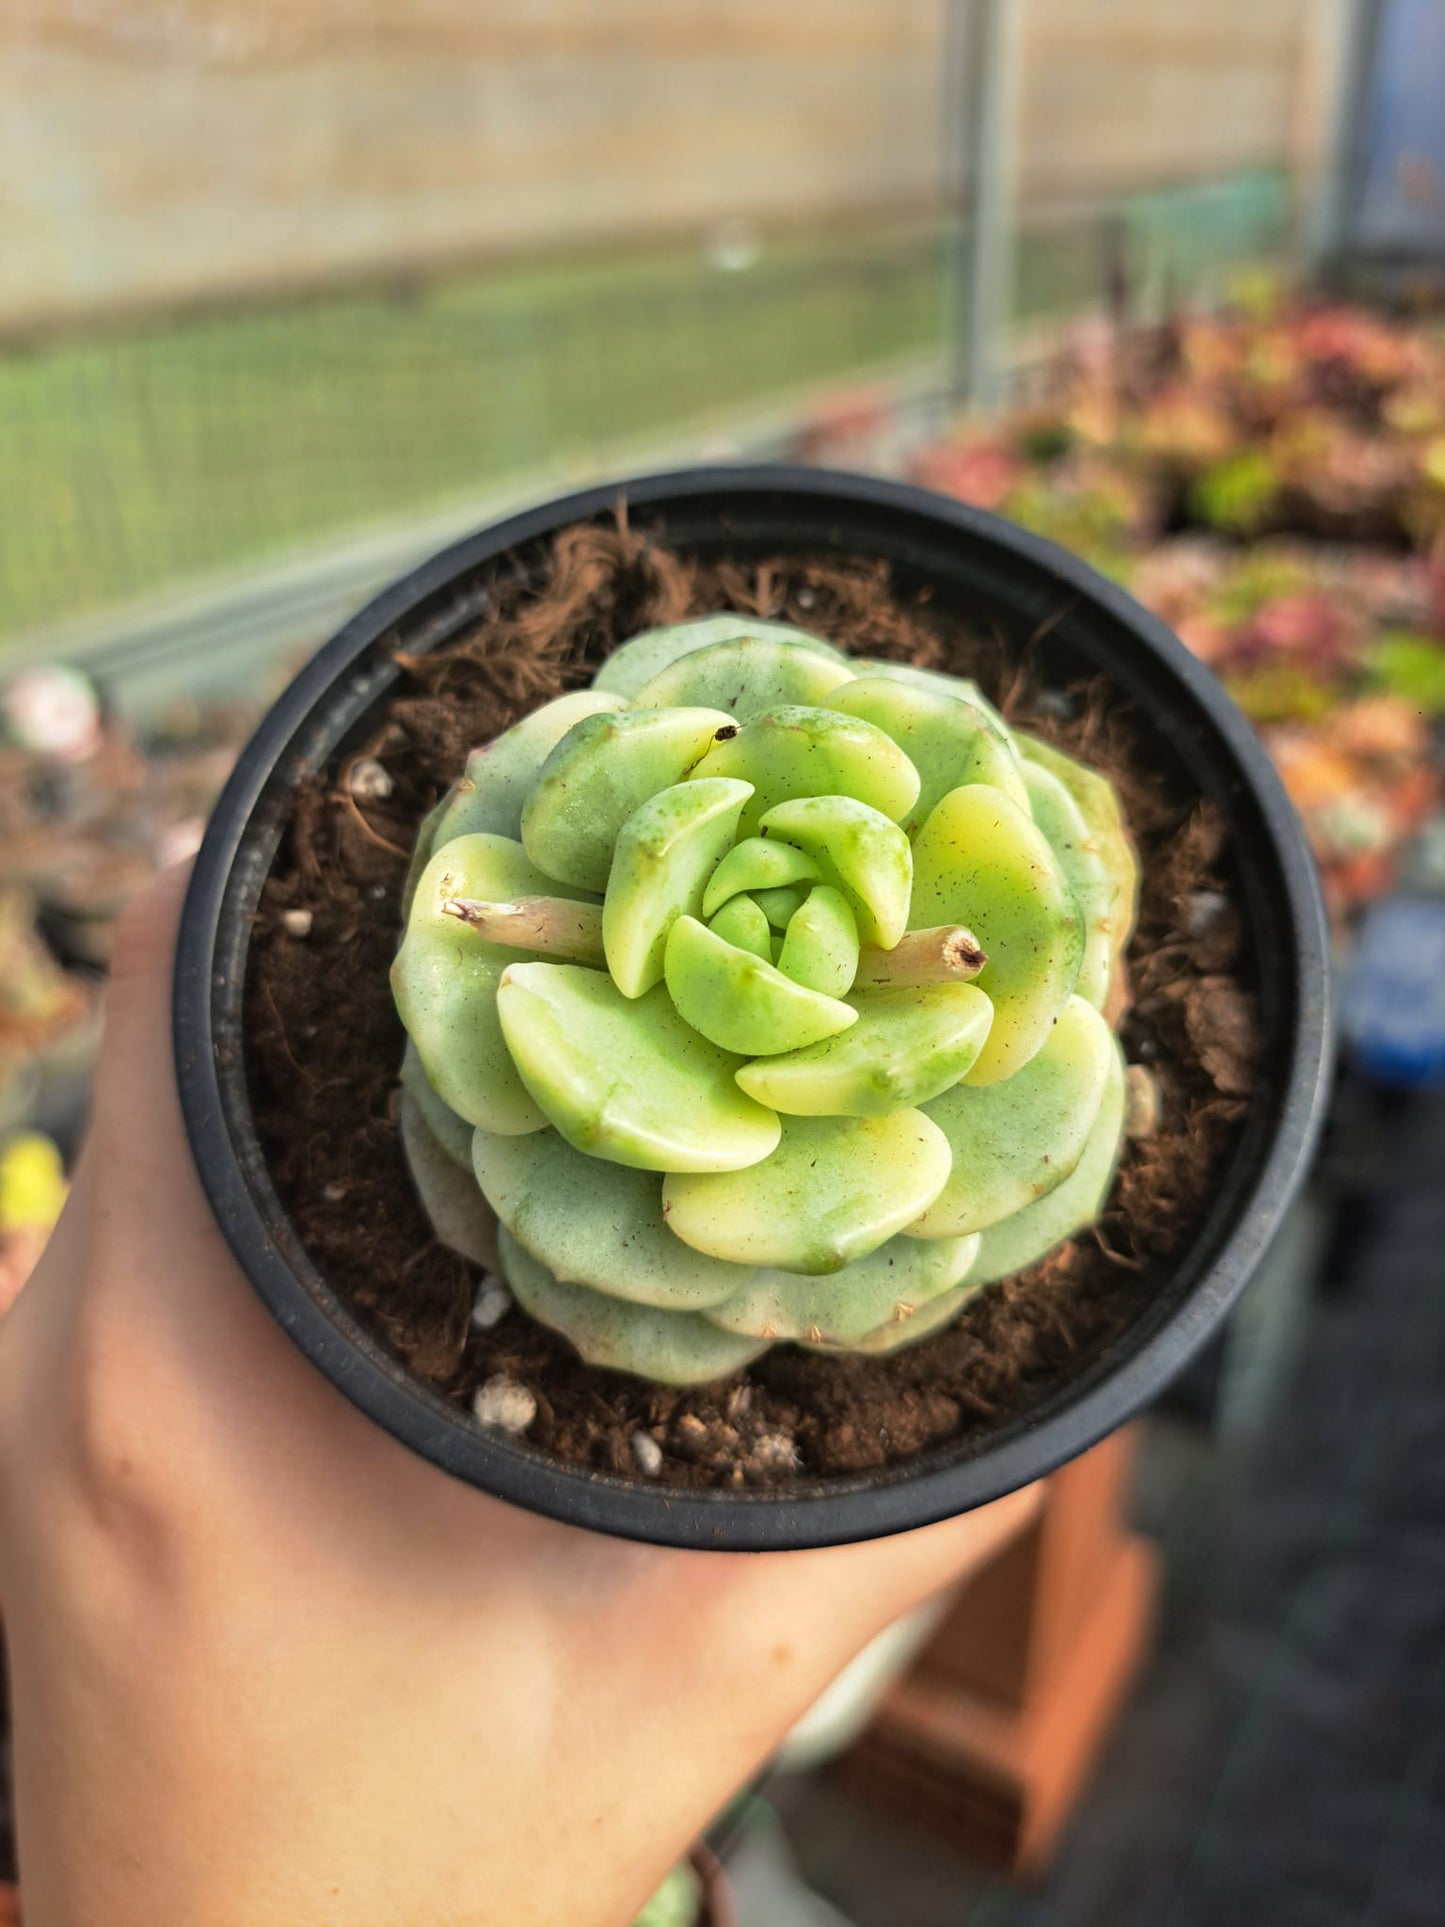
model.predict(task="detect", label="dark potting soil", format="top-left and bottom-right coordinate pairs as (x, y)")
top-left (245, 522), bottom-right (1260, 1489)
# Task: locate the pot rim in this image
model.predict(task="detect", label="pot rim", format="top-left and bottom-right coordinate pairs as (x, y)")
top-left (174, 465), bottom-right (1332, 1550)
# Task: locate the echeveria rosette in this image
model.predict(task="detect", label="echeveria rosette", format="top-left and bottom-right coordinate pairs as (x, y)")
top-left (391, 614), bottom-right (1139, 1386)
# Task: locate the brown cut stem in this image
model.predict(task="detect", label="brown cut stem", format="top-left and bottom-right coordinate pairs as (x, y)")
top-left (442, 896), bottom-right (605, 964)
top-left (856, 925), bottom-right (987, 988)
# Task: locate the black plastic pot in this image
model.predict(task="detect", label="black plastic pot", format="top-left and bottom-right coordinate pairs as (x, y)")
top-left (174, 467), bottom-right (1331, 1551)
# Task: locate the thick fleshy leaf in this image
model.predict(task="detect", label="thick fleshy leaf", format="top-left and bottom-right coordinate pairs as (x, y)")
top-left (593, 615), bottom-right (845, 698)
top-left (758, 796), bottom-right (913, 949)
top-left (689, 705), bottom-right (920, 835)
top-left (602, 778), bottom-right (752, 997)
top-left (754, 883), bottom-right (811, 929)
top-left (1020, 732), bottom-right (1139, 1002)
top-left (736, 983), bottom-right (993, 1117)
top-left (967, 1044), bottom-right (1127, 1288)
top-left (392, 833), bottom-right (591, 1133)
top-left (708, 893), bottom-right (773, 960)
top-left (496, 962), bottom-right (780, 1171)
top-left (701, 836), bottom-right (820, 917)
top-left (431, 691), bottom-right (625, 848)
top-left (521, 707), bottom-right (735, 890)
top-left (910, 784), bottom-right (1084, 1085)
top-left (705, 1231), bottom-right (977, 1344)
top-left (776, 886), bottom-right (859, 997)
top-left (852, 659), bottom-right (1016, 742)
top-left (399, 1040), bottom-right (474, 1167)
top-left (631, 635), bottom-right (855, 719)
top-left (662, 1110), bottom-right (951, 1274)
top-left (473, 1127), bottom-right (744, 1309)
top-left (398, 1092), bottom-right (497, 1270)
top-left (828, 675), bottom-right (1030, 825)
top-left (1022, 762), bottom-right (1117, 1010)
top-left (498, 1229), bottom-right (764, 1385)
top-left (808, 1277), bottom-right (983, 1355)
top-left (908, 995), bottom-right (1113, 1238)
top-left (663, 915), bottom-right (857, 1056)
top-left (400, 790), bottom-right (455, 920)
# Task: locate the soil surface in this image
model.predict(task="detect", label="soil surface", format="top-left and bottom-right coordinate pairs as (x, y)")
top-left (246, 521), bottom-right (1259, 1488)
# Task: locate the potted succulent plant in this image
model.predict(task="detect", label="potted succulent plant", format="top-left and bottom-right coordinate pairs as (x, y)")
top-left (392, 611), bottom-right (1135, 1390)
top-left (175, 468), bottom-right (1329, 1548)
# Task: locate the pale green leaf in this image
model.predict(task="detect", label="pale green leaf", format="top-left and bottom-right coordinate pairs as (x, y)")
top-left (707, 894), bottom-right (773, 961)
top-left (689, 704), bottom-right (920, 835)
top-left (758, 795), bottom-right (913, 949)
top-left (663, 915), bottom-right (857, 1055)
top-left (701, 836), bottom-right (820, 917)
top-left (775, 885), bottom-right (859, 997)
top-left (431, 690), bottom-right (625, 847)
top-left (398, 1091), bottom-right (497, 1270)
top-left (736, 983), bottom-right (993, 1117)
top-left (473, 1127), bottom-right (745, 1309)
top-left (967, 1044), bottom-right (1127, 1287)
top-left (392, 833), bottom-right (590, 1133)
top-left (593, 614), bottom-right (845, 697)
top-left (663, 1110), bottom-right (951, 1274)
top-left (910, 785), bottom-right (1084, 1084)
top-left (499, 1229), bottom-right (765, 1385)
top-left (603, 778), bottom-right (753, 997)
top-left (828, 675), bottom-right (1030, 825)
top-left (706, 1230), bottom-right (977, 1343)
top-left (631, 635), bottom-right (855, 719)
top-left (521, 707), bottom-right (736, 890)
top-left (908, 996), bottom-right (1112, 1237)
top-left (496, 962), bottom-right (780, 1171)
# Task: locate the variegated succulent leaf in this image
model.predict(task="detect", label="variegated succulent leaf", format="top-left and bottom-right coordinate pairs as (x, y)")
top-left (390, 622), bottom-right (1138, 1388)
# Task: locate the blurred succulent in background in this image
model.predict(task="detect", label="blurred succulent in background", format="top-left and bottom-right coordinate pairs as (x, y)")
top-left (392, 616), bottom-right (1138, 1388)
top-left (631, 1860), bottom-right (701, 1927)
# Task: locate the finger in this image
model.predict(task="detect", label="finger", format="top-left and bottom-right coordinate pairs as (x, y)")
top-left (732, 1479), bottom-right (1043, 1641)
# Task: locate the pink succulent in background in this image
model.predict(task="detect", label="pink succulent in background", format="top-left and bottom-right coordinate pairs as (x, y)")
top-left (1245, 591), bottom-right (1366, 669)
top-left (910, 441), bottom-right (1023, 512)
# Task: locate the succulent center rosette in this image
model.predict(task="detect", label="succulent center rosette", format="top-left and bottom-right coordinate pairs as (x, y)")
top-left (392, 615), bottom-right (1139, 1386)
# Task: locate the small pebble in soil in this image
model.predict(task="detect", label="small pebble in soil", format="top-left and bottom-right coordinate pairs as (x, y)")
top-left (726, 1383), bottom-right (752, 1421)
top-left (281, 907), bottom-right (314, 938)
top-left (1124, 1063), bottom-right (1162, 1139)
top-left (472, 1375), bottom-right (536, 1435)
top-left (1034, 688), bottom-right (1076, 720)
top-left (631, 1431), bottom-right (664, 1477)
top-left (748, 1432), bottom-right (799, 1475)
top-left (323, 1180), bottom-right (348, 1202)
top-left (1184, 889), bottom-right (1228, 936)
top-left (671, 1413), bottom-right (710, 1460)
top-left (794, 586), bottom-right (817, 609)
top-left (471, 1277), bottom-right (513, 1330)
top-left (349, 757), bottom-right (395, 800)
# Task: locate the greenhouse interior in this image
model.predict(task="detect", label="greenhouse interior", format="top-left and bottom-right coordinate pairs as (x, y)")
top-left (1, 5), bottom-right (1442, 1925)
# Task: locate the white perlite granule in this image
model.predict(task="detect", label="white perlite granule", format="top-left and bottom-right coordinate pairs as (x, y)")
top-left (348, 757), bottom-right (394, 800)
top-left (472, 1376), bottom-right (536, 1435)
top-left (1125, 1062), bottom-right (1162, 1139)
top-left (471, 1279), bottom-right (513, 1330)
top-left (630, 1431), bottom-right (664, 1477)
top-left (748, 1433), bottom-right (799, 1474)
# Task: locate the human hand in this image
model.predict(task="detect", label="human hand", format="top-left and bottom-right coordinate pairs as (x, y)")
top-left (0, 865), bottom-right (1037, 1927)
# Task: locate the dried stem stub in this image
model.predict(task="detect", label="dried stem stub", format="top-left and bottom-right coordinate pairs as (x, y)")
top-left (443, 896), bottom-right (606, 965)
top-left (855, 925), bottom-right (987, 988)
